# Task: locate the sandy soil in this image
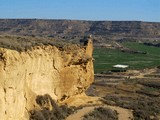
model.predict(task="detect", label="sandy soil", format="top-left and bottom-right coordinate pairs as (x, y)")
top-left (66, 105), bottom-right (133, 120)
top-left (64, 93), bottom-right (133, 120)
top-left (66, 107), bottom-right (94, 120)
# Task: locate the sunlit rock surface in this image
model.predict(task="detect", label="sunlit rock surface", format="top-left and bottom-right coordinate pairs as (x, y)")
top-left (0, 39), bottom-right (94, 120)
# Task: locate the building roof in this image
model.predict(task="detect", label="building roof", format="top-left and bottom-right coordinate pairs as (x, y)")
top-left (113, 64), bottom-right (129, 69)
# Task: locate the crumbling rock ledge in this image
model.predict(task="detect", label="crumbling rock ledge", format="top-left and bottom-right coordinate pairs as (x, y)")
top-left (0, 39), bottom-right (94, 120)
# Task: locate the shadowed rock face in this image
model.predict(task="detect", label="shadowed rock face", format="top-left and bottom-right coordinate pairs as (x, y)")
top-left (0, 39), bottom-right (94, 120)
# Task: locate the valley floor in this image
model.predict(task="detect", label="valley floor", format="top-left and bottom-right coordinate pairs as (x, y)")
top-left (64, 68), bottom-right (160, 120)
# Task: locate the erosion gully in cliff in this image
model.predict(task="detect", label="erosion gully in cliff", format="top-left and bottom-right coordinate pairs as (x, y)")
top-left (0, 36), bottom-right (94, 120)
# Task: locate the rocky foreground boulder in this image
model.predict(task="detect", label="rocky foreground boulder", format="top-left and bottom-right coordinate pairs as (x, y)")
top-left (0, 39), bottom-right (94, 119)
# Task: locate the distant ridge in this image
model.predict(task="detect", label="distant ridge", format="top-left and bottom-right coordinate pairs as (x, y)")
top-left (0, 19), bottom-right (160, 42)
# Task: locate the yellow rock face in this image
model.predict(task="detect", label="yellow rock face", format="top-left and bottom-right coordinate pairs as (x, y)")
top-left (0, 41), bottom-right (94, 120)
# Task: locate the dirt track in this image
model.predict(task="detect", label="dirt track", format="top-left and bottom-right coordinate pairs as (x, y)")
top-left (66, 105), bottom-right (133, 120)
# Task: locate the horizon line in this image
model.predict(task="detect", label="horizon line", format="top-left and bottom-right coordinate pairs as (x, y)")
top-left (0, 18), bottom-right (160, 23)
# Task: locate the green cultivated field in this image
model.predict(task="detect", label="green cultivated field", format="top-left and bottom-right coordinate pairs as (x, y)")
top-left (94, 42), bottom-right (160, 73)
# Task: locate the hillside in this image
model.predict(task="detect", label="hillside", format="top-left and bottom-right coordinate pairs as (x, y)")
top-left (0, 19), bottom-right (160, 120)
top-left (0, 19), bottom-right (160, 43)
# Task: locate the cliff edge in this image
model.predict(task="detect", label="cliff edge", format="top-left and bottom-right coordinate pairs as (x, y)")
top-left (0, 38), bottom-right (94, 120)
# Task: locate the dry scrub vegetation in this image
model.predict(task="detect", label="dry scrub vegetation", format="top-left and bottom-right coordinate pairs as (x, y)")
top-left (87, 68), bottom-right (160, 120)
top-left (29, 94), bottom-right (76, 120)
top-left (0, 35), bottom-right (81, 52)
top-left (83, 107), bottom-right (118, 120)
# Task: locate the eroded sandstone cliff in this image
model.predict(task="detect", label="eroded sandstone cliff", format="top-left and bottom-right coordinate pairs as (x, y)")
top-left (0, 39), bottom-right (94, 120)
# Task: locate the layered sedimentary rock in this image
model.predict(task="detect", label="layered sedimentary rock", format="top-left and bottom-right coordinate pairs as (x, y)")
top-left (0, 39), bottom-right (94, 120)
top-left (1, 19), bottom-right (160, 42)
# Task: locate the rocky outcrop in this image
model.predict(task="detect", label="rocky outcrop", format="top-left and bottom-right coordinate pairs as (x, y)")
top-left (0, 39), bottom-right (94, 120)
